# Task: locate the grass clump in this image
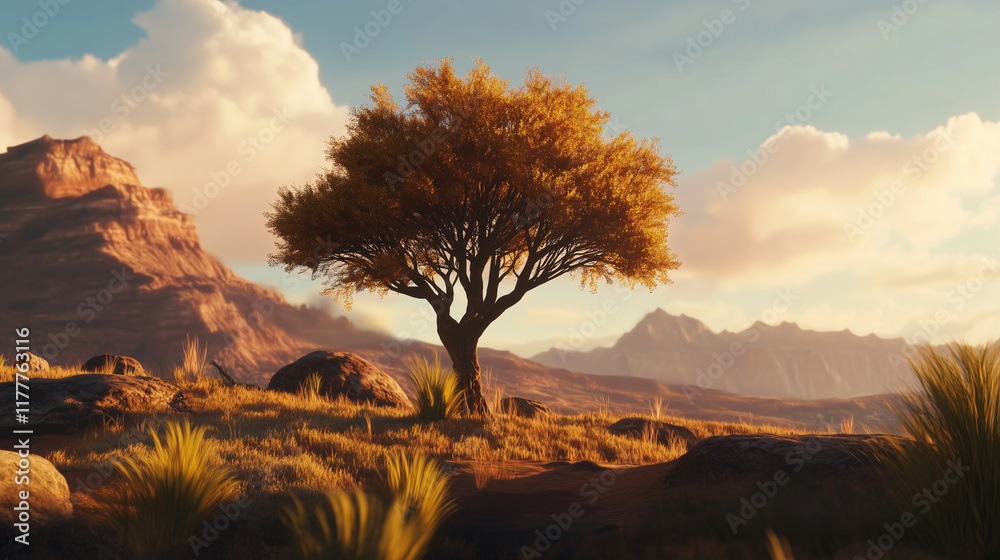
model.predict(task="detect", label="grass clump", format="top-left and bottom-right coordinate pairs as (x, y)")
top-left (299, 371), bottom-right (324, 400)
top-left (101, 419), bottom-right (239, 559)
top-left (408, 354), bottom-right (464, 422)
top-left (381, 449), bottom-right (457, 534)
top-left (173, 335), bottom-right (207, 382)
top-left (95, 356), bottom-right (141, 376)
top-left (877, 342), bottom-right (1000, 559)
top-left (282, 449), bottom-right (455, 560)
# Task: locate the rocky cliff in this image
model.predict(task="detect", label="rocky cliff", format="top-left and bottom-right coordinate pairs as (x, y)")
top-left (0, 135), bottom-right (369, 379)
top-left (531, 309), bottom-right (916, 399)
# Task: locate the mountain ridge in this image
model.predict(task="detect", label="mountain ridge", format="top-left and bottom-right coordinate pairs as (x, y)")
top-left (532, 307), bottom-right (915, 399)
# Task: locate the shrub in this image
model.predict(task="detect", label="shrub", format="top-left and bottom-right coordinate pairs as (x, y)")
top-left (173, 334), bottom-right (207, 382)
top-left (877, 342), bottom-right (1000, 558)
top-left (282, 450), bottom-right (455, 560)
top-left (408, 354), bottom-right (464, 422)
top-left (101, 420), bottom-right (239, 559)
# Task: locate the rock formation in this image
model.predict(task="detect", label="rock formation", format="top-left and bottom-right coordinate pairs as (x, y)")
top-left (267, 351), bottom-right (412, 409)
top-left (499, 397), bottom-right (552, 418)
top-left (0, 374), bottom-right (189, 432)
top-left (82, 354), bottom-right (145, 376)
top-left (0, 451), bottom-right (73, 527)
top-left (0, 135), bottom-right (370, 381)
top-left (663, 433), bottom-right (906, 486)
top-left (607, 417), bottom-right (698, 449)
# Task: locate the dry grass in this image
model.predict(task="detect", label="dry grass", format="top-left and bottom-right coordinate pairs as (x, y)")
top-left (480, 366), bottom-right (506, 415)
top-left (471, 459), bottom-right (515, 491)
top-left (839, 415), bottom-right (855, 434)
top-left (408, 354), bottom-right (464, 422)
top-left (0, 358), bottom-right (85, 382)
top-left (24, 359), bottom-right (823, 559)
top-left (47, 372), bottom-right (809, 506)
top-left (649, 395), bottom-right (666, 421)
top-left (173, 335), bottom-right (207, 382)
top-left (283, 449), bottom-right (456, 560)
top-left (100, 419), bottom-right (239, 560)
top-left (876, 342), bottom-right (1000, 559)
top-left (299, 371), bottom-right (324, 400)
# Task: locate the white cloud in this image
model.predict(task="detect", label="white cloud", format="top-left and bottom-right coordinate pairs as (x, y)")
top-left (670, 113), bottom-right (1000, 288)
top-left (0, 0), bottom-right (349, 262)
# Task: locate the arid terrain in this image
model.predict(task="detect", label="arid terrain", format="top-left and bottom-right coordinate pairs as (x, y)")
top-left (0, 136), bottom-right (990, 560)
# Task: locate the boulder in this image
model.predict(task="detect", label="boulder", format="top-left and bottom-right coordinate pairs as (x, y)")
top-left (82, 354), bottom-right (145, 376)
top-left (664, 434), bottom-right (907, 487)
top-left (3, 352), bottom-right (49, 373)
top-left (607, 417), bottom-right (698, 449)
top-left (0, 451), bottom-right (73, 527)
top-left (267, 351), bottom-right (411, 409)
top-left (500, 397), bottom-right (552, 418)
top-left (0, 374), bottom-right (189, 432)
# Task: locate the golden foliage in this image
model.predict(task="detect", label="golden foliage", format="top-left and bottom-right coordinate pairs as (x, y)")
top-left (266, 58), bottom-right (681, 309)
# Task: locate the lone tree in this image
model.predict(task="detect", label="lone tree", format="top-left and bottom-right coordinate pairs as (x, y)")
top-left (266, 59), bottom-right (681, 415)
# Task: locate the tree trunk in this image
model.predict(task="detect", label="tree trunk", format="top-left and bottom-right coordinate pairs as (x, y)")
top-left (438, 321), bottom-right (489, 416)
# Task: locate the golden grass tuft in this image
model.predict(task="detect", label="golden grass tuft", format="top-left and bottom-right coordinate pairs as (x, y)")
top-left (173, 335), bottom-right (207, 382)
top-left (0, 357), bottom-right (83, 383)
top-left (876, 342), bottom-right (1000, 559)
top-left (381, 449), bottom-right (457, 533)
top-left (283, 449), bottom-right (456, 560)
top-left (299, 371), bottom-right (324, 400)
top-left (408, 354), bottom-right (465, 422)
top-left (100, 419), bottom-right (239, 560)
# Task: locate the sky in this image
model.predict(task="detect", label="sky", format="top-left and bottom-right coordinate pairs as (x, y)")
top-left (2, 0), bottom-right (1000, 357)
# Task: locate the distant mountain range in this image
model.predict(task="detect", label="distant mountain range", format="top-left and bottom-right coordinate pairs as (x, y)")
top-left (0, 135), bottom-right (905, 431)
top-left (532, 309), bottom-right (916, 399)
